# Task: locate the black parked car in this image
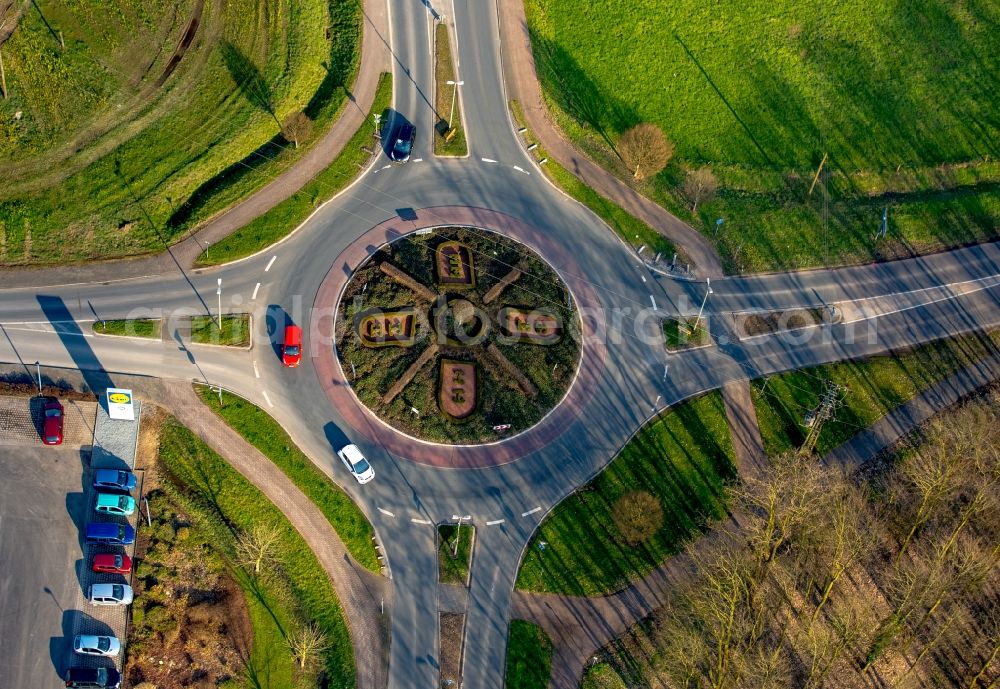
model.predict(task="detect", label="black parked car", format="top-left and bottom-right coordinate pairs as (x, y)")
top-left (391, 123), bottom-right (415, 162)
top-left (65, 666), bottom-right (121, 688)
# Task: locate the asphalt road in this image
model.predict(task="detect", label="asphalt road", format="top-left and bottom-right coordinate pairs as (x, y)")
top-left (3, 0), bottom-right (1000, 687)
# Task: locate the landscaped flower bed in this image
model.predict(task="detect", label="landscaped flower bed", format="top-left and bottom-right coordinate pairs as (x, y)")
top-left (335, 226), bottom-right (581, 444)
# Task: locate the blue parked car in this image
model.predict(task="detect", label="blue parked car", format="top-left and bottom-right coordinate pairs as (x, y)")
top-left (92, 469), bottom-right (136, 493)
top-left (85, 522), bottom-right (135, 545)
top-left (95, 493), bottom-right (136, 516)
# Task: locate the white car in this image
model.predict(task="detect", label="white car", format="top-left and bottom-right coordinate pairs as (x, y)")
top-left (73, 634), bottom-right (121, 657)
top-left (88, 583), bottom-right (133, 606)
top-left (337, 444), bottom-right (375, 484)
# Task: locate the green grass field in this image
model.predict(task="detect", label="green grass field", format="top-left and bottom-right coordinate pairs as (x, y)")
top-left (526, 0), bottom-right (1000, 271)
top-left (516, 392), bottom-right (735, 595)
top-left (196, 73), bottom-right (392, 266)
top-left (158, 416), bottom-right (355, 688)
top-left (190, 314), bottom-right (250, 347)
top-left (754, 331), bottom-right (1000, 457)
top-left (0, 0), bottom-right (360, 265)
top-left (197, 386), bottom-right (381, 571)
top-left (505, 621), bottom-right (553, 689)
top-left (92, 318), bottom-right (159, 338)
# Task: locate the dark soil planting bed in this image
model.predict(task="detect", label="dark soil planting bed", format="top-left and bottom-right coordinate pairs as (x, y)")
top-left (335, 227), bottom-right (581, 444)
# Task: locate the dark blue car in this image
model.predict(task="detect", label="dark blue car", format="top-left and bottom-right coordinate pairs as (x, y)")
top-left (85, 522), bottom-right (135, 546)
top-left (92, 468), bottom-right (136, 493)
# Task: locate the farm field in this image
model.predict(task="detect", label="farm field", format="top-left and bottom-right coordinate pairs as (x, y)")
top-left (0, 0), bottom-right (359, 265)
top-left (526, 0), bottom-right (1000, 272)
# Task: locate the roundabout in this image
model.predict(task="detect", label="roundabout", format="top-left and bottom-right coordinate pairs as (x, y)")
top-left (311, 206), bottom-right (609, 468)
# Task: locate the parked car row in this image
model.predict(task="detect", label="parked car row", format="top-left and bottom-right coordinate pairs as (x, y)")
top-left (65, 468), bottom-right (139, 689)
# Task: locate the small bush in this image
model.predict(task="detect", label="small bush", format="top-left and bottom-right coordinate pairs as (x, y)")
top-left (145, 604), bottom-right (176, 634)
top-left (611, 491), bottom-right (664, 545)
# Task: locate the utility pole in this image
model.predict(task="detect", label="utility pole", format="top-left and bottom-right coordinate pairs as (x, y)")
top-left (798, 382), bottom-right (846, 456)
top-left (446, 80), bottom-right (464, 130)
top-left (807, 152), bottom-right (828, 196)
top-left (35, 361), bottom-right (41, 394)
top-left (691, 277), bottom-right (713, 334)
top-left (451, 514), bottom-right (470, 557)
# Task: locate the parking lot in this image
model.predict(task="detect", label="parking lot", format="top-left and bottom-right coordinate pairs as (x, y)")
top-left (0, 395), bottom-right (137, 689)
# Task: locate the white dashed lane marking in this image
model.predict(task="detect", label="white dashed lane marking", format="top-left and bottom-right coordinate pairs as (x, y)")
top-left (252, 282), bottom-right (261, 300)
top-left (521, 507), bottom-right (542, 517)
top-left (486, 519), bottom-right (505, 526)
top-left (253, 361), bottom-right (260, 379)
top-left (262, 391), bottom-right (273, 407)
top-left (650, 295), bottom-right (658, 310)
top-left (378, 507), bottom-right (396, 518)
top-left (481, 157), bottom-right (498, 163)
top-left (265, 256), bottom-right (277, 272)
top-left (411, 517), bottom-right (432, 525)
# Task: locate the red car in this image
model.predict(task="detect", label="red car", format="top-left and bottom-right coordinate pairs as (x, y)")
top-left (91, 553), bottom-right (132, 574)
top-left (42, 397), bottom-right (64, 445)
top-left (282, 324), bottom-right (302, 367)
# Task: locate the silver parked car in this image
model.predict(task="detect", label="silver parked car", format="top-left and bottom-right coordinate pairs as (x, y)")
top-left (88, 583), bottom-right (133, 606)
top-left (73, 634), bottom-right (121, 657)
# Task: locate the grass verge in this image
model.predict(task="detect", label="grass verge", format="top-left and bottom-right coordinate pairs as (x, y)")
top-left (434, 23), bottom-right (467, 156)
top-left (158, 416), bottom-right (355, 688)
top-left (93, 318), bottom-right (159, 339)
top-left (510, 100), bottom-right (677, 261)
top-left (516, 392), bottom-right (735, 595)
top-left (438, 524), bottom-right (474, 585)
top-left (505, 621), bottom-right (553, 689)
top-left (663, 316), bottom-right (711, 350)
top-left (196, 73), bottom-right (393, 266)
top-left (753, 331), bottom-right (1000, 457)
top-left (190, 314), bottom-right (250, 347)
top-left (196, 386), bottom-right (380, 572)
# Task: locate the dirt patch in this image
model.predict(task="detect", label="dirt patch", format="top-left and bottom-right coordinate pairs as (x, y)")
top-left (737, 308), bottom-right (828, 338)
top-left (439, 612), bottom-right (465, 687)
top-left (155, 0), bottom-right (205, 88)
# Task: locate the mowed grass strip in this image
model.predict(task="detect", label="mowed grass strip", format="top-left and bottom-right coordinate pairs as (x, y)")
top-left (433, 23), bottom-right (467, 156)
top-left (525, 0), bottom-right (1000, 271)
top-left (505, 621), bottom-right (553, 689)
top-left (158, 416), bottom-right (355, 688)
top-left (438, 524), bottom-right (473, 585)
top-left (509, 100), bottom-right (677, 261)
top-left (516, 392), bottom-right (735, 596)
top-left (92, 318), bottom-right (160, 339)
top-left (196, 386), bottom-right (381, 572)
top-left (196, 73), bottom-right (393, 266)
top-left (753, 331), bottom-right (1000, 457)
top-left (190, 314), bottom-right (250, 347)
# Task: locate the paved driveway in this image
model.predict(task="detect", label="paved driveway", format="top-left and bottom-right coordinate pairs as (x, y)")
top-left (0, 397), bottom-right (97, 689)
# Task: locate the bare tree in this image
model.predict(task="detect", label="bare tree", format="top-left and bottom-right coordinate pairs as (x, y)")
top-left (287, 623), bottom-right (330, 668)
top-left (808, 485), bottom-right (872, 623)
top-left (281, 111), bottom-right (313, 149)
top-left (682, 167), bottom-right (719, 213)
top-left (734, 454), bottom-right (826, 568)
top-left (617, 123), bottom-right (675, 180)
top-left (236, 523), bottom-right (282, 574)
top-left (611, 490), bottom-right (664, 545)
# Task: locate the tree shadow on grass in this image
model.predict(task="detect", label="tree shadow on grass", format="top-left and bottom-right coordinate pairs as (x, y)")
top-left (166, 133), bottom-right (289, 231)
top-left (220, 41), bottom-right (278, 125)
top-left (528, 25), bottom-right (639, 154)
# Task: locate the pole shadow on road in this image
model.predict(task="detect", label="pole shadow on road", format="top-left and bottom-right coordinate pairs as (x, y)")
top-left (36, 296), bottom-right (114, 399)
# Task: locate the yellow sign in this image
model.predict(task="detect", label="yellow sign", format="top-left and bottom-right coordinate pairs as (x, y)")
top-left (108, 393), bottom-right (130, 404)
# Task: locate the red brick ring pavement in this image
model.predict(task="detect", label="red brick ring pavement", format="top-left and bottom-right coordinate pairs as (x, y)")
top-left (311, 206), bottom-right (608, 469)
